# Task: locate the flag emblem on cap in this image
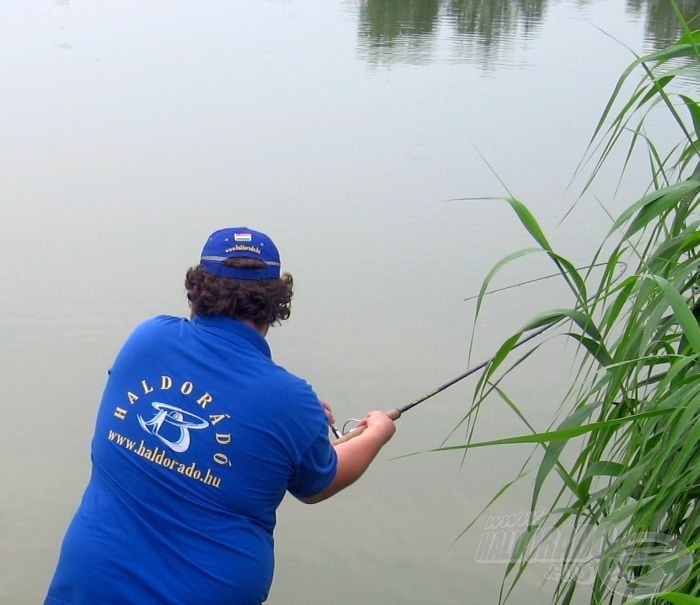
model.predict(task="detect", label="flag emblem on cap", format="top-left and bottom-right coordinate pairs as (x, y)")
top-left (234, 232), bottom-right (252, 242)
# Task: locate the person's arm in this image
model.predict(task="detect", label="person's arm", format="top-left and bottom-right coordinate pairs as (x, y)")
top-left (298, 411), bottom-right (396, 504)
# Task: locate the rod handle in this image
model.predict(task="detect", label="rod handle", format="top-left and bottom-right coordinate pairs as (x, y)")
top-left (332, 408), bottom-right (402, 445)
top-left (332, 425), bottom-right (364, 444)
top-left (386, 408), bottom-right (401, 421)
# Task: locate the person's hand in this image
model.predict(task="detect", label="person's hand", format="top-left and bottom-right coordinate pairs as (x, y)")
top-left (331, 409), bottom-right (397, 445)
top-left (354, 410), bottom-right (396, 445)
top-left (319, 399), bottom-right (335, 426)
top-left (302, 409), bottom-right (398, 502)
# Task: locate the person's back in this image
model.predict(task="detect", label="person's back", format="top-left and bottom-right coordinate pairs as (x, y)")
top-left (45, 227), bottom-right (396, 605)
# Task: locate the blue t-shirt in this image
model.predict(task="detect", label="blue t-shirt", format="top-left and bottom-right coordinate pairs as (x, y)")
top-left (45, 315), bottom-right (337, 605)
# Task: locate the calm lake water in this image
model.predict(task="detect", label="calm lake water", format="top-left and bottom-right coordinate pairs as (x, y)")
top-left (3, 1), bottom-right (695, 603)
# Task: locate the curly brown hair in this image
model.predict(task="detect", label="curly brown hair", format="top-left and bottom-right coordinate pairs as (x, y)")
top-left (185, 258), bottom-right (293, 326)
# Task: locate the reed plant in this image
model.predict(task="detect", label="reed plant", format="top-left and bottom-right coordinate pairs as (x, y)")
top-left (450, 7), bottom-right (700, 604)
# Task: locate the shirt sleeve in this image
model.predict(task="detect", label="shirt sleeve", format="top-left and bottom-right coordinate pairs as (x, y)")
top-left (287, 429), bottom-right (338, 499)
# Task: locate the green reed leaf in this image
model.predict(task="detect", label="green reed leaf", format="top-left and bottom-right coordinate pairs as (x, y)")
top-left (502, 197), bottom-right (552, 251)
top-left (612, 180), bottom-right (700, 237)
top-left (436, 409), bottom-right (670, 451)
top-left (641, 274), bottom-right (700, 353)
top-left (680, 94), bottom-right (700, 140)
top-left (582, 460), bottom-right (628, 479)
top-left (657, 594), bottom-right (700, 605)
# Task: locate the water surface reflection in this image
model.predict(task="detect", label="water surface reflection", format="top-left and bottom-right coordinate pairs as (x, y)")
top-left (356, 0), bottom-right (700, 67)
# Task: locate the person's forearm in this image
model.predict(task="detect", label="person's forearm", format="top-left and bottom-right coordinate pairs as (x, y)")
top-left (298, 427), bottom-right (389, 504)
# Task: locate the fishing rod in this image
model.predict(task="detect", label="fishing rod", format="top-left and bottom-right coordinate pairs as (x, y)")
top-left (330, 260), bottom-right (628, 441)
top-left (330, 320), bottom-right (555, 441)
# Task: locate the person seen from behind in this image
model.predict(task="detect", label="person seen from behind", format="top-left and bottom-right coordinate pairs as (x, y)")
top-left (44, 226), bottom-right (396, 605)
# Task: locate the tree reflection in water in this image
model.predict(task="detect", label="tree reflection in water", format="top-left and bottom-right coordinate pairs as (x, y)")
top-left (627, 0), bottom-right (700, 47)
top-left (356, 0), bottom-right (700, 66)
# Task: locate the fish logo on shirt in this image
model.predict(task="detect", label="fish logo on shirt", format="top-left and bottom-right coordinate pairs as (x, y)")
top-left (137, 402), bottom-right (209, 453)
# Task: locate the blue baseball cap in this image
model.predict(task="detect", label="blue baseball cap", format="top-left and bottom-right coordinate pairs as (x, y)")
top-left (200, 227), bottom-right (281, 280)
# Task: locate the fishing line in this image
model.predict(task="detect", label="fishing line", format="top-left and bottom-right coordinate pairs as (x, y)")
top-left (331, 260), bottom-right (628, 440)
top-left (463, 261), bottom-right (626, 303)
